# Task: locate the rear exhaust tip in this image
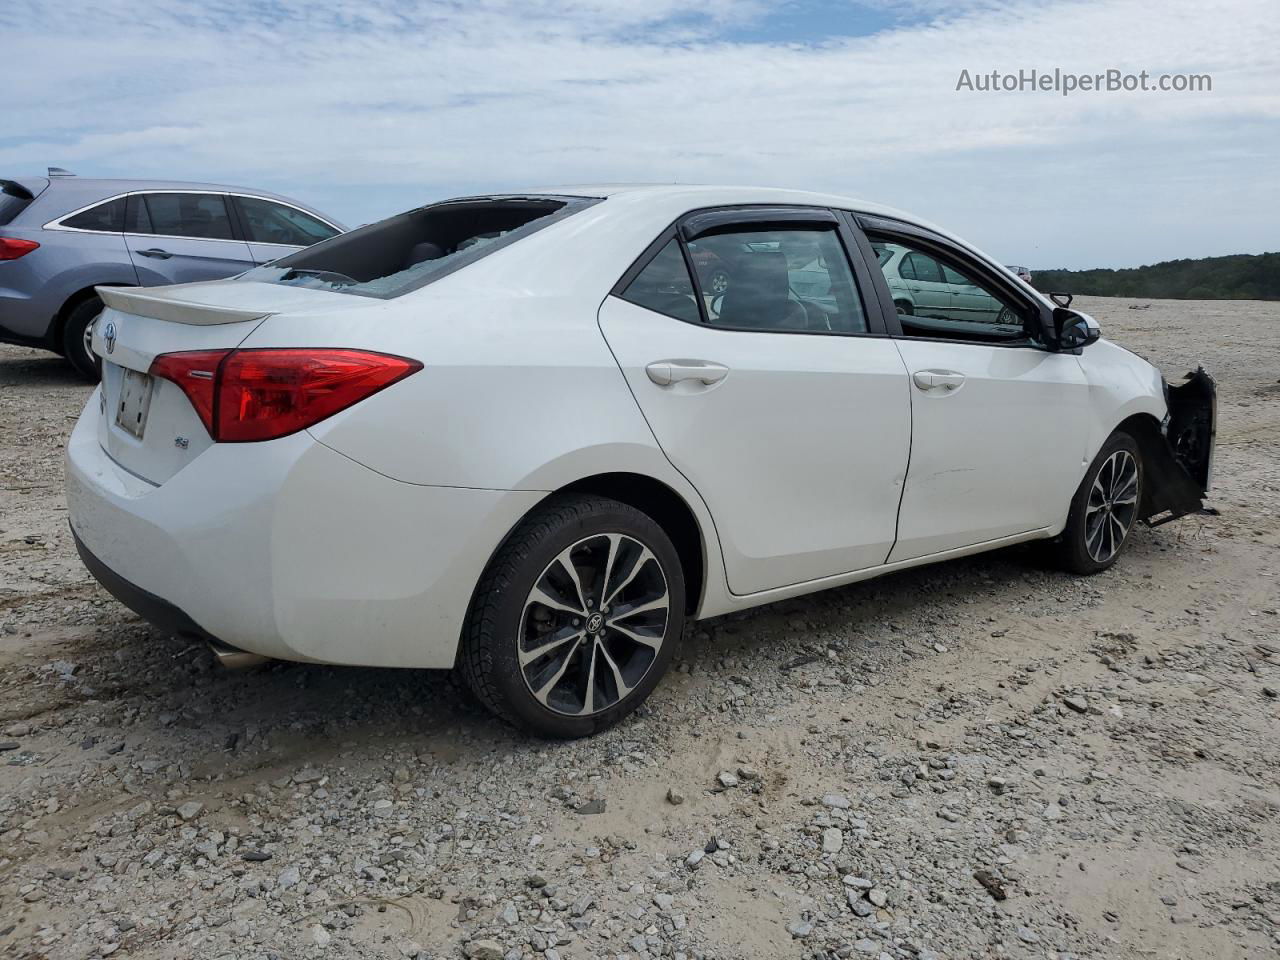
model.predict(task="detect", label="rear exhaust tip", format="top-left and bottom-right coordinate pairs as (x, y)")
top-left (206, 638), bottom-right (270, 670)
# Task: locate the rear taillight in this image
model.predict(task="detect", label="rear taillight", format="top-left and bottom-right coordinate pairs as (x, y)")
top-left (148, 348), bottom-right (422, 443)
top-left (0, 237), bottom-right (39, 260)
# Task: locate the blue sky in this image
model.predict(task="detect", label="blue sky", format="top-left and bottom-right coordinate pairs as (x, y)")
top-left (7, 0), bottom-right (1278, 269)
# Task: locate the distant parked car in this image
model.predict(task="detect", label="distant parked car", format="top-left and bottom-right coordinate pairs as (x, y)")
top-left (0, 170), bottom-right (343, 379)
top-left (1007, 264), bottom-right (1032, 283)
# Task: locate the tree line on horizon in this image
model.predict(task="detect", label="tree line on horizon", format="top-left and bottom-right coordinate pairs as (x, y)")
top-left (1032, 251), bottom-right (1280, 301)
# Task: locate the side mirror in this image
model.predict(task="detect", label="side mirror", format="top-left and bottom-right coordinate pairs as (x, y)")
top-left (1054, 308), bottom-right (1101, 350)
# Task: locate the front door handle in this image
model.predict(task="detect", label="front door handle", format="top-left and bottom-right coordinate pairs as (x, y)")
top-left (912, 370), bottom-right (966, 392)
top-left (137, 248), bottom-right (173, 259)
top-left (646, 360), bottom-right (729, 386)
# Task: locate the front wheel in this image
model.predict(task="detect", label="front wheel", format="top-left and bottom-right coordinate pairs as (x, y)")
top-left (461, 495), bottom-right (685, 738)
top-left (63, 296), bottom-right (104, 382)
top-left (1050, 431), bottom-right (1143, 574)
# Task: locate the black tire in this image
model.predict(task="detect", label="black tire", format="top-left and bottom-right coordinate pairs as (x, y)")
top-left (461, 494), bottom-right (685, 738)
top-left (895, 299), bottom-right (914, 316)
top-left (62, 297), bottom-right (104, 382)
top-left (1050, 431), bottom-right (1143, 574)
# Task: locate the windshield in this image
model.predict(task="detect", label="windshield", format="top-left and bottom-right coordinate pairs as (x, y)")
top-left (240, 196), bottom-right (593, 299)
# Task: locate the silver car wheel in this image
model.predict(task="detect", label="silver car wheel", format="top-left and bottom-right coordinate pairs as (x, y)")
top-left (519, 533), bottom-right (669, 717)
top-left (83, 316), bottom-right (97, 361)
top-left (709, 270), bottom-right (730, 295)
top-left (1084, 450), bottom-right (1139, 563)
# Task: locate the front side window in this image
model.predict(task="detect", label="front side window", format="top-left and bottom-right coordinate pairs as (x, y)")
top-left (873, 236), bottom-right (1028, 342)
top-left (686, 227), bottom-right (867, 333)
top-left (236, 196), bottom-right (337, 246)
top-left (62, 197), bottom-right (126, 233)
top-left (620, 240), bottom-right (701, 324)
top-left (138, 193), bottom-right (234, 240)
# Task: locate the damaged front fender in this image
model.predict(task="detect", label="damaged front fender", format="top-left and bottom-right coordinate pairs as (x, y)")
top-left (1140, 367), bottom-right (1217, 526)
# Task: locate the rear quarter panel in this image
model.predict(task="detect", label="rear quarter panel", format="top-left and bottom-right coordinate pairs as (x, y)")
top-left (0, 230), bottom-right (138, 339)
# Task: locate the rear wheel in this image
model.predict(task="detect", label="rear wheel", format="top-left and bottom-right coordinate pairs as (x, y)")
top-left (461, 495), bottom-right (685, 738)
top-left (1051, 431), bottom-right (1143, 574)
top-left (62, 296), bottom-right (103, 382)
top-left (895, 299), bottom-right (914, 316)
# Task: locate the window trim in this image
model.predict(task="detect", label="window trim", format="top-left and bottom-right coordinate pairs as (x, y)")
top-left (43, 189), bottom-right (342, 245)
top-left (611, 204), bottom-right (890, 339)
top-left (848, 212), bottom-right (1056, 349)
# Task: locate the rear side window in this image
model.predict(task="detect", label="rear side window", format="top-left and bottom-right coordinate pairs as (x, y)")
top-left (235, 196), bottom-right (338, 246)
top-left (903, 251), bottom-right (943, 283)
top-left (0, 180), bottom-right (34, 226)
top-left (242, 196), bottom-right (593, 299)
top-left (61, 197), bottom-right (126, 232)
top-left (620, 240), bottom-right (701, 324)
top-left (137, 193), bottom-right (234, 240)
top-left (687, 227), bottom-right (868, 334)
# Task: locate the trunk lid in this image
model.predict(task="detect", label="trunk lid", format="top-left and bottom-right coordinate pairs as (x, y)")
top-left (91, 280), bottom-right (355, 485)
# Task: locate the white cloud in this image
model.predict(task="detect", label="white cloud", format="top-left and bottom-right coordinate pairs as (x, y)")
top-left (5, 0), bottom-right (1278, 266)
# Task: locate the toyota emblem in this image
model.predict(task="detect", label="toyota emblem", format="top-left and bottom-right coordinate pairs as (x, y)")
top-left (103, 320), bottom-right (116, 354)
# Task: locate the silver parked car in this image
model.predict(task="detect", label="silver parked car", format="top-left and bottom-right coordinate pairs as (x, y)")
top-left (0, 170), bottom-right (344, 378)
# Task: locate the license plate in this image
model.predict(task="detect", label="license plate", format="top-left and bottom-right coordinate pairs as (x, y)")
top-left (115, 368), bottom-right (154, 439)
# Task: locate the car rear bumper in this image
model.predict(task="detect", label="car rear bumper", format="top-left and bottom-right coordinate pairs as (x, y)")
top-left (66, 392), bottom-right (544, 668)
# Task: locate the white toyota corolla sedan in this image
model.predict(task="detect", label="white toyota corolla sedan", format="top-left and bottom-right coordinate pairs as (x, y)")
top-left (66, 185), bottom-right (1215, 737)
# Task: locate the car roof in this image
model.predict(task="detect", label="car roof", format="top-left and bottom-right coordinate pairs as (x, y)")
top-left (32, 176), bottom-right (303, 196)
top-left (516, 182), bottom-right (950, 236)
top-left (498, 184), bottom-right (1039, 305)
top-left (16, 175), bottom-right (341, 226)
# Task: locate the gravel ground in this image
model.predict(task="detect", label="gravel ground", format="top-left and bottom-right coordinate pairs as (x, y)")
top-left (1, 296), bottom-right (1278, 960)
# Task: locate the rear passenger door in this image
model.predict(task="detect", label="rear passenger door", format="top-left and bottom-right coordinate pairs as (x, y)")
top-left (124, 192), bottom-right (255, 285)
top-left (231, 194), bottom-right (340, 264)
top-left (598, 207), bottom-right (912, 596)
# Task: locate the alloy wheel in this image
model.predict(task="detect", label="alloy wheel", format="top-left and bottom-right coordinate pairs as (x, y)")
top-left (1084, 449), bottom-right (1139, 563)
top-left (82, 316), bottom-right (96, 362)
top-left (519, 533), bottom-right (669, 717)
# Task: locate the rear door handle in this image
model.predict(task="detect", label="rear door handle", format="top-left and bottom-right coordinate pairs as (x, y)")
top-left (137, 248), bottom-right (173, 259)
top-left (912, 370), bottom-right (966, 391)
top-left (646, 360), bottom-right (729, 386)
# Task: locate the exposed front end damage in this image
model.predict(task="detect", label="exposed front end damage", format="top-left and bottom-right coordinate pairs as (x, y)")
top-left (1140, 367), bottom-right (1217, 526)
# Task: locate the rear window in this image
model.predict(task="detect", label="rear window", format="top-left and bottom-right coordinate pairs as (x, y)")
top-left (241, 196), bottom-right (594, 299)
top-left (0, 180), bottom-right (35, 226)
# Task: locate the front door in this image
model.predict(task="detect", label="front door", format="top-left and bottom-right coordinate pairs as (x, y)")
top-left (599, 210), bottom-right (912, 595)
top-left (863, 230), bottom-right (1091, 561)
top-left (124, 192), bottom-right (255, 285)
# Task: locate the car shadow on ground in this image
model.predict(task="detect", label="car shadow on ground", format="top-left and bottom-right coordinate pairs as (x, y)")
top-left (0, 351), bottom-right (89, 389)
top-left (40, 540), bottom-right (1070, 787)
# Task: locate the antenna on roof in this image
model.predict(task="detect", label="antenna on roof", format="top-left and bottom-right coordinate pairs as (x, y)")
top-left (48, 167), bottom-right (76, 177)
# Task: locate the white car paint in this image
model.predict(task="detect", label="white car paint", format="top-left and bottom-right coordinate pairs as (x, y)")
top-left (67, 184), bottom-right (1173, 672)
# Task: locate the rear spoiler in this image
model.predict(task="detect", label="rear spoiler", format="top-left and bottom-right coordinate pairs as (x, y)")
top-left (96, 285), bottom-right (273, 326)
